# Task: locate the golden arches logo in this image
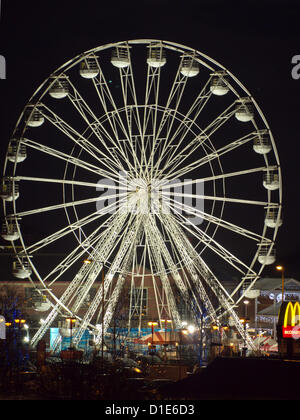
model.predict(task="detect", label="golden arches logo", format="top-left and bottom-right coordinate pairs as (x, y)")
top-left (282, 302), bottom-right (300, 339)
top-left (283, 301), bottom-right (300, 327)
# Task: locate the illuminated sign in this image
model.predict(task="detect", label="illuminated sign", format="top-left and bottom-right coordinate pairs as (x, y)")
top-left (281, 302), bottom-right (300, 339)
top-left (0, 316), bottom-right (5, 339)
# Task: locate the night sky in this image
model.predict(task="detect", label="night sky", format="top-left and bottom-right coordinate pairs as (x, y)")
top-left (0, 0), bottom-right (300, 282)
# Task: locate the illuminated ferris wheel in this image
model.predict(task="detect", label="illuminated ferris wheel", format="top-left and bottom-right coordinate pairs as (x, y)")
top-left (1, 39), bottom-right (282, 351)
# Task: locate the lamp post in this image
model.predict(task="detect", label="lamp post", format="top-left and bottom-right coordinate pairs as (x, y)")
top-left (276, 265), bottom-right (285, 340)
top-left (211, 324), bottom-right (220, 357)
top-left (148, 321), bottom-right (158, 344)
top-left (168, 320), bottom-right (173, 353)
top-left (15, 319), bottom-right (26, 369)
top-left (15, 319), bottom-right (26, 325)
top-left (161, 319), bottom-right (171, 360)
top-left (276, 265), bottom-right (285, 302)
top-left (244, 299), bottom-right (249, 332)
top-left (244, 300), bottom-right (249, 317)
top-left (240, 318), bottom-right (248, 357)
top-left (148, 321), bottom-right (158, 362)
top-left (161, 319), bottom-right (167, 359)
top-left (167, 319), bottom-right (172, 344)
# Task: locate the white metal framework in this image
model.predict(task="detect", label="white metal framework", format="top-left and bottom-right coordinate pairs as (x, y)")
top-left (1, 40), bottom-right (282, 351)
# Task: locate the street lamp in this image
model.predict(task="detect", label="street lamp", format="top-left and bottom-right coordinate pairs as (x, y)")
top-left (148, 321), bottom-right (158, 342)
top-left (187, 324), bottom-right (195, 334)
top-left (161, 319), bottom-right (167, 358)
top-left (148, 321), bottom-right (158, 358)
top-left (276, 265), bottom-right (285, 301)
top-left (244, 299), bottom-right (249, 319)
top-left (15, 319), bottom-right (26, 336)
top-left (15, 319), bottom-right (26, 325)
top-left (240, 317), bottom-right (248, 357)
top-left (161, 319), bottom-right (172, 357)
top-left (167, 319), bottom-right (172, 347)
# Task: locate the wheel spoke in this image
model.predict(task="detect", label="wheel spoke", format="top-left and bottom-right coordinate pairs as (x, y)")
top-left (21, 137), bottom-right (129, 186)
top-left (161, 189), bottom-right (273, 207)
top-left (161, 132), bottom-right (257, 180)
top-left (10, 191), bottom-right (128, 218)
top-left (39, 104), bottom-right (127, 179)
top-left (163, 202), bottom-right (257, 275)
top-left (15, 175), bottom-right (128, 191)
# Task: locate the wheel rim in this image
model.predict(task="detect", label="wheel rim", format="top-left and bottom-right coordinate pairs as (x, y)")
top-left (2, 39), bottom-right (282, 350)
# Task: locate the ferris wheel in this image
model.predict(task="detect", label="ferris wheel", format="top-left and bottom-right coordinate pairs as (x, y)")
top-left (1, 39), bottom-right (282, 351)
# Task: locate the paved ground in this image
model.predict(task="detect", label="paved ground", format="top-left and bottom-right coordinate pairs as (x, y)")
top-left (160, 356), bottom-right (300, 399)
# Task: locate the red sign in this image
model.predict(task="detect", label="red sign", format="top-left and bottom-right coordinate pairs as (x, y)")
top-left (282, 326), bottom-right (300, 338)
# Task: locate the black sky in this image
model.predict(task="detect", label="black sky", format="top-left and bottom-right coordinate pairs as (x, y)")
top-left (0, 0), bottom-right (300, 280)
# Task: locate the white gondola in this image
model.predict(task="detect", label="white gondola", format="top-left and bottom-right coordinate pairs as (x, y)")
top-left (147, 44), bottom-right (166, 68)
top-left (235, 98), bottom-right (254, 122)
top-left (244, 289), bottom-right (260, 299)
top-left (258, 245), bottom-right (276, 265)
top-left (7, 140), bottom-right (27, 163)
top-left (210, 72), bottom-right (229, 96)
top-left (265, 207), bottom-right (282, 228)
top-left (34, 298), bottom-right (51, 312)
top-left (49, 79), bottom-right (69, 98)
top-left (263, 171), bottom-right (280, 191)
top-left (111, 47), bottom-right (130, 68)
top-left (253, 130), bottom-right (272, 154)
top-left (12, 259), bottom-right (32, 279)
top-left (26, 108), bottom-right (45, 127)
top-left (1, 220), bottom-right (20, 241)
top-left (0, 178), bottom-right (19, 201)
top-left (79, 58), bottom-right (99, 79)
top-left (180, 57), bottom-right (199, 77)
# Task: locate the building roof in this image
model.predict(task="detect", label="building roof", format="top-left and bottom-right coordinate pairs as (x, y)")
top-left (254, 277), bottom-right (300, 292)
top-left (257, 301), bottom-right (282, 316)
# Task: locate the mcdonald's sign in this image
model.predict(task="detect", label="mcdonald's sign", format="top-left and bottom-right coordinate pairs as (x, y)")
top-left (279, 302), bottom-right (300, 338)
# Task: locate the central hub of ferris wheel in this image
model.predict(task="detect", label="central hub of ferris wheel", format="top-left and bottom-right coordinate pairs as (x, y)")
top-left (127, 178), bottom-right (164, 215)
